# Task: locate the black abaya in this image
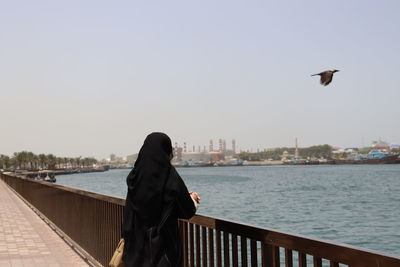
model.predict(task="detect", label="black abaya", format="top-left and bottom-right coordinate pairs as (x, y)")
top-left (122, 133), bottom-right (196, 267)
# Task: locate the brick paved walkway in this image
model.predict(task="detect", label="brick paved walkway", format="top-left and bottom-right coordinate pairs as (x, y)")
top-left (0, 179), bottom-right (90, 267)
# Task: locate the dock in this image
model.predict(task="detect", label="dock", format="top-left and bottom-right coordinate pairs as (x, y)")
top-left (0, 179), bottom-right (89, 266)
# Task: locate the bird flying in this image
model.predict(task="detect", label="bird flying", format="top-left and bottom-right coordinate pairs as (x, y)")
top-left (311, 69), bottom-right (339, 86)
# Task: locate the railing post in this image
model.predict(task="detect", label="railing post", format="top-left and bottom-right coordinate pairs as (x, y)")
top-left (240, 236), bottom-right (248, 267)
top-left (208, 228), bottom-right (215, 267)
top-left (189, 223), bottom-right (195, 267)
top-left (299, 252), bottom-right (307, 267)
top-left (216, 230), bottom-right (222, 267)
top-left (262, 243), bottom-right (273, 267)
top-left (202, 226), bottom-right (208, 267)
top-left (223, 232), bottom-right (230, 266)
top-left (232, 234), bottom-right (238, 267)
top-left (250, 240), bottom-right (257, 267)
top-left (285, 249), bottom-right (293, 267)
top-left (313, 256), bottom-right (322, 267)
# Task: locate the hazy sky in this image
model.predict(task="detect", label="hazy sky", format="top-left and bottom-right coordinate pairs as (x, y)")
top-left (1, 1), bottom-right (399, 159)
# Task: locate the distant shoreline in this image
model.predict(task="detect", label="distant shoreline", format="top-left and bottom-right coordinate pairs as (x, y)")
top-left (4, 156), bottom-right (399, 175)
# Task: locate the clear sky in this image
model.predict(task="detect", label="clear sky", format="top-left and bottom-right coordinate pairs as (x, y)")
top-left (1, 1), bottom-right (399, 159)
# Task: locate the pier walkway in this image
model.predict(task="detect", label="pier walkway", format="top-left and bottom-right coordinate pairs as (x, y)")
top-left (2, 173), bottom-right (400, 267)
top-left (0, 179), bottom-right (89, 267)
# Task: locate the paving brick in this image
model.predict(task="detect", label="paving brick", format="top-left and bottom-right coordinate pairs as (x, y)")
top-left (0, 180), bottom-right (90, 266)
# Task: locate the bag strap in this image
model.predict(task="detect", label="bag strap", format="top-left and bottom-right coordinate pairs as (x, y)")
top-left (156, 166), bottom-right (175, 231)
top-left (158, 202), bottom-right (174, 230)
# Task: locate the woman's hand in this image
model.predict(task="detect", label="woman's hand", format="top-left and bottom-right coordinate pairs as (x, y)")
top-left (189, 191), bottom-right (201, 204)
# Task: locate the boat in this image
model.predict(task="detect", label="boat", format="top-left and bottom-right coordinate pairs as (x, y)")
top-left (282, 157), bottom-right (321, 165)
top-left (43, 173), bottom-right (56, 183)
top-left (174, 161), bottom-right (214, 168)
top-left (35, 171), bottom-right (57, 183)
top-left (332, 150), bottom-right (399, 164)
top-left (217, 158), bottom-right (244, 166)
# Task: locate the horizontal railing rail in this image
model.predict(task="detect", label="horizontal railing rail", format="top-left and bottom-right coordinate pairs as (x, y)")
top-left (1, 172), bottom-right (399, 267)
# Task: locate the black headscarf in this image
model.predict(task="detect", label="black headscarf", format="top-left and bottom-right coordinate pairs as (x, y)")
top-left (125, 132), bottom-right (173, 225)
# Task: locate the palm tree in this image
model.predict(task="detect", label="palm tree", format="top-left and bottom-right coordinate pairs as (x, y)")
top-left (38, 154), bottom-right (47, 169)
top-left (13, 152), bottom-right (26, 169)
top-left (69, 158), bottom-right (75, 168)
top-left (56, 157), bottom-right (64, 169)
top-left (9, 157), bottom-right (16, 171)
top-left (63, 157), bottom-right (69, 168)
top-left (90, 157), bottom-right (98, 167)
top-left (46, 154), bottom-right (56, 170)
top-left (0, 155), bottom-right (10, 170)
top-left (26, 152), bottom-right (36, 170)
top-left (75, 157), bottom-right (82, 168)
top-left (5, 152), bottom-right (99, 171)
top-left (0, 155), bottom-right (4, 169)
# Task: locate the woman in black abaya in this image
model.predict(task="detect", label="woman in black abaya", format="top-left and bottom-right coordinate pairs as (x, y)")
top-left (122, 132), bottom-right (200, 267)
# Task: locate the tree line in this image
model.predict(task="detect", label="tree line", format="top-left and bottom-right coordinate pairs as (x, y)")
top-left (0, 151), bottom-right (97, 171)
top-left (238, 144), bottom-right (333, 161)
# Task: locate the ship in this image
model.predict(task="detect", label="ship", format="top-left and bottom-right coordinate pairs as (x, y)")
top-left (214, 158), bottom-right (244, 167)
top-left (174, 161), bottom-right (214, 168)
top-left (283, 158), bottom-right (321, 165)
top-left (34, 171), bottom-right (57, 183)
top-left (332, 150), bottom-right (399, 164)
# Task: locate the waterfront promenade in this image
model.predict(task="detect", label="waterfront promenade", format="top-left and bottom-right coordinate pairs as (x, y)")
top-left (2, 172), bottom-right (400, 267)
top-left (0, 179), bottom-right (89, 267)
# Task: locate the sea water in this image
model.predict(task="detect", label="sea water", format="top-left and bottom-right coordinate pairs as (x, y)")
top-left (56, 164), bottom-right (400, 256)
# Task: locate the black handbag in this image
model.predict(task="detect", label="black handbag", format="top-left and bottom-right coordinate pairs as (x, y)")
top-left (145, 202), bottom-right (174, 266)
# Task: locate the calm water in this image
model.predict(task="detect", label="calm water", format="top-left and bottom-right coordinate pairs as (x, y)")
top-left (56, 164), bottom-right (400, 256)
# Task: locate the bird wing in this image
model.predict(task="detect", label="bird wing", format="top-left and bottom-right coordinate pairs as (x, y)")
top-left (320, 72), bottom-right (333, 86)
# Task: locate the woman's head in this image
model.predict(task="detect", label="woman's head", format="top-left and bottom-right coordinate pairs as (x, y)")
top-left (143, 132), bottom-right (172, 157)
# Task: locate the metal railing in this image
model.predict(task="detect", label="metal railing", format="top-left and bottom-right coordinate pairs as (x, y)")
top-left (179, 216), bottom-right (400, 267)
top-left (0, 173), bottom-right (124, 266)
top-left (1, 172), bottom-right (399, 267)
